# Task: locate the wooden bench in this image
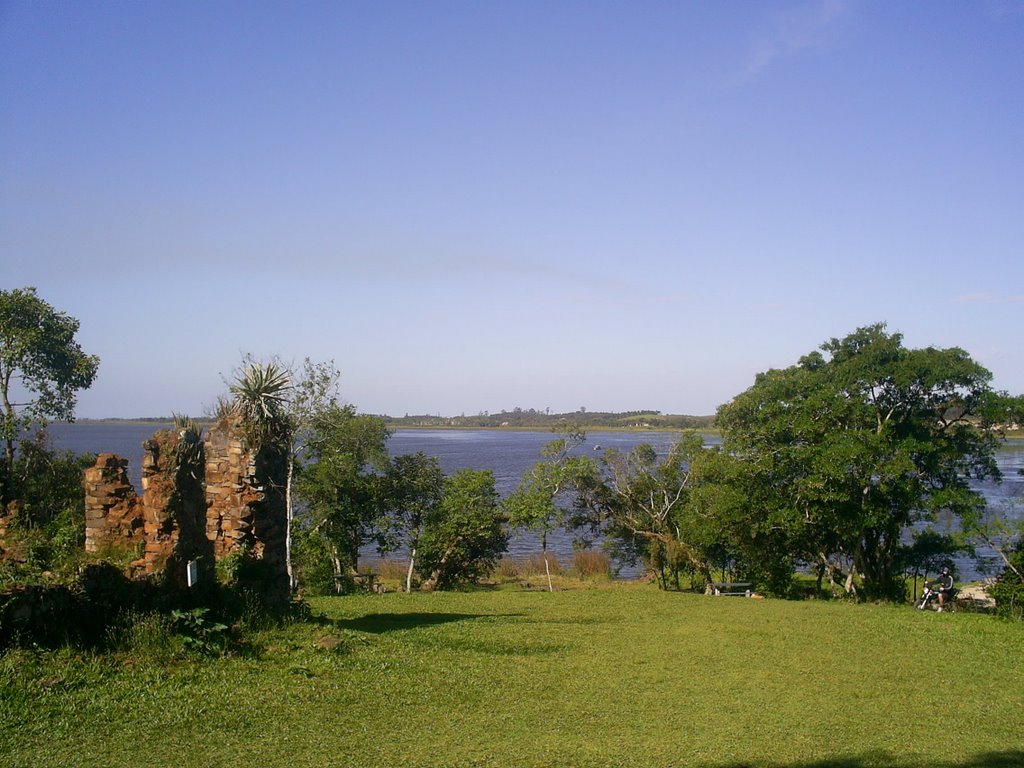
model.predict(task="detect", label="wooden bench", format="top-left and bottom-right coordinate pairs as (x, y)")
top-left (711, 582), bottom-right (753, 597)
top-left (335, 571), bottom-right (383, 594)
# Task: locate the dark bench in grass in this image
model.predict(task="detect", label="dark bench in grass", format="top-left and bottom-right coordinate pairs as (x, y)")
top-left (711, 582), bottom-right (753, 597)
top-left (335, 571), bottom-right (383, 593)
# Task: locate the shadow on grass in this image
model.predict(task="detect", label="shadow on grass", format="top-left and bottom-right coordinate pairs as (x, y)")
top-left (708, 751), bottom-right (1024, 768)
top-left (328, 612), bottom-right (521, 634)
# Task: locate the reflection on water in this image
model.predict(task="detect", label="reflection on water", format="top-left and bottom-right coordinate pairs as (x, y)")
top-left (45, 424), bottom-right (1023, 582)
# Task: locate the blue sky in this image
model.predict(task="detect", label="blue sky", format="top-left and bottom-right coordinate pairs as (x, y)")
top-left (2, 1), bottom-right (1022, 418)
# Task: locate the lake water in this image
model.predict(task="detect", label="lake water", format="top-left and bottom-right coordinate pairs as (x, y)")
top-left (44, 423), bottom-right (1024, 582)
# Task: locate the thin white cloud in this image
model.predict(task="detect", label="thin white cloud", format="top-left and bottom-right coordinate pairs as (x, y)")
top-left (985, 0), bottom-right (1024, 21)
top-left (954, 292), bottom-right (1024, 304)
top-left (741, 0), bottom-right (848, 81)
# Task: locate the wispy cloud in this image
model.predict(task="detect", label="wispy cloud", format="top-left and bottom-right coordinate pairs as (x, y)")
top-left (954, 292), bottom-right (1024, 304)
top-left (985, 0), bottom-right (1024, 21)
top-left (740, 0), bottom-right (848, 81)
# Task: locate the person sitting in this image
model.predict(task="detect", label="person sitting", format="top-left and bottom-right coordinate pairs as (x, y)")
top-left (932, 566), bottom-right (954, 611)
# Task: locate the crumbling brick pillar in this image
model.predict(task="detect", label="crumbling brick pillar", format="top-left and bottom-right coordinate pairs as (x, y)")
top-left (204, 415), bottom-right (289, 605)
top-left (83, 453), bottom-right (145, 557)
top-left (204, 416), bottom-right (255, 557)
top-left (140, 430), bottom-right (212, 589)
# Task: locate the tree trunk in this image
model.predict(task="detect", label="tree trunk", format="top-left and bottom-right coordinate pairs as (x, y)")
top-left (699, 565), bottom-right (713, 594)
top-left (542, 533), bottom-right (552, 592)
top-left (844, 564), bottom-right (858, 596)
top-left (973, 528), bottom-right (1023, 580)
top-left (346, 525), bottom-right (361, 575)
top-left (330, 543), bottom-right (343, 595)
top-left (1, 381), bottom-right (16, 507)
top-left (406, 547), bottom-right (416, 593)
top-left (421, 537), bottom-right (462, 592)
top-left (285, 457), bottom-right (294, 592)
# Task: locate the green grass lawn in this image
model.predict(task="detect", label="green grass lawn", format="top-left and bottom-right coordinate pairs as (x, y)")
top-left (2, 584), bottom-right (1022, 768)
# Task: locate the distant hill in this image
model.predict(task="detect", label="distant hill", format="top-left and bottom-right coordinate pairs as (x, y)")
top-left (78, 410), bottom-right (717, 431)
top-left (374, 409), bottom-right (715, 431)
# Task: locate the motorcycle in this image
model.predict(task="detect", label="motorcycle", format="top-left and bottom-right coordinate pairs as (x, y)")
top-left (917, 583), bottom-right (958, 611)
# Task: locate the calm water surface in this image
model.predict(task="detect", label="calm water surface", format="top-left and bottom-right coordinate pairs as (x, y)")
top-left (46, 423), bottom-right (1023, 581)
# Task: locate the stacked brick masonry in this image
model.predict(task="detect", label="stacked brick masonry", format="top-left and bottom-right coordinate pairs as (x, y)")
top-left (82, 453), bottom-right (145, 556)
top-left (204, 417), bottom-right (260, 559)
top-left (80, 417), bottom-right (287, 598)
top-left (139, 431), bottom-right (212, 587)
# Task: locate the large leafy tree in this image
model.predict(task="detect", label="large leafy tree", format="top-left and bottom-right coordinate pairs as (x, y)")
top-left (716, 323), bottom-right (1009, 600)
top-left (417, 469), bottom-right (507, 591)
top-left (504, 426), bottom-right (591, 590)
top-left (280, 358), bottom-right (344, 590)
top-left (569, 435), bottom-right (732, 591)
top-left (294, 403), bottom-right (390, 587)
top-left (379, 451), bottom-right (445, 592)
top-left (1, 288), bottom-right (99, 507)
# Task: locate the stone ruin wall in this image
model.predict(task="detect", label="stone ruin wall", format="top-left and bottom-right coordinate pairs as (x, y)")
top-left (139, 430), bottom-right (212, 586)
top-left (81, 417), bottom-right (287, 596)
top-left (204, 418), bottom-right (261, 559)
top-left (83, 453), bottom-right (146, 558)
top-left (204, 414), bottom-right (290, 603)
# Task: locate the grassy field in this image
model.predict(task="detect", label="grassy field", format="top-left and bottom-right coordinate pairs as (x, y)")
top-left (2, 584), bottom-right (1022, 768)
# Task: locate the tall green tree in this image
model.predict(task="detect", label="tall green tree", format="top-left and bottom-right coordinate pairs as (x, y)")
top-left (294, 403), bottom-right (390, 589)
top-left (380, 451), bottom-right (445, 592)
top-left (417, 469), bottom-right (507, 591)
top-left (570, 435), bottom-right (731, 591)
top-left (0, 288), bottom-right (99, 507)
top-left (281, 358), bottom-right (345, 590)
top-left (716, 323), bottom-right (1011, 600)
top-left (504, 426), bottom-right (591, 590)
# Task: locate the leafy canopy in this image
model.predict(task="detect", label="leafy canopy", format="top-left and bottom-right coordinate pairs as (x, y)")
top-left (716, 323), bottom-right (1009, 600)
top-left (294, 403), bottom-right (391, 576)
top-left (1, 287), bottom-right (99, 505)
top-left (417, 468), bottom-right (507, 591)
top-left (569, 434), bottom-right (735, 590)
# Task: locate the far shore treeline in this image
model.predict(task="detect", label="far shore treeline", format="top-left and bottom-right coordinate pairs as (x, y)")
top-left (77, 410), bottom-right (716, 431)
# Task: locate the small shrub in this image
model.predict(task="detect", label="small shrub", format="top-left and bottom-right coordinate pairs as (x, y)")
top-left (368, 558), bottom-right (407, 582)
top-left (232, 588), bottom-right (278, 632)
top-left (573, 550), bottom-right (611, 579)
top-left (87, 540), bottom-right (143, 573)
top-left (493, 555), bottom-right (561, 580)
top-left (170, 607), bottom-right (230, 655)
top-left (524, 552), bottom-right (561, 576)
top-left (290, 528), bottom-right (337, 596)
top-left (989, 543), bottom-right (1024, 621)
top-left (215, 542), bottom-right (251, 586)
top-left (494, 557), bottom-right (521, 579)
